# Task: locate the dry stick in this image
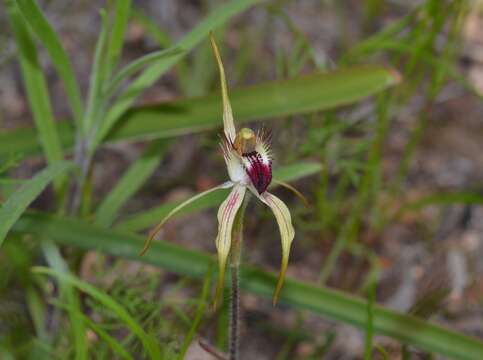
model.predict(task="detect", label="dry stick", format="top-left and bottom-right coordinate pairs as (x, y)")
top-left (199, 339), bottom-right (228, 360)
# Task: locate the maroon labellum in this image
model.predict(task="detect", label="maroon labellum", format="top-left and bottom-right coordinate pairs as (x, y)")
top-left (243, 151), bottom-right (272, 194)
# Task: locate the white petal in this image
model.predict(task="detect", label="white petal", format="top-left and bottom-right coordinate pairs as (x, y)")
top-left (213, 184), bottom-right (247, 307)
top-left (260, 192), bottom-right (295, 304)
top-left (225, 150), bottom-right (248, 184)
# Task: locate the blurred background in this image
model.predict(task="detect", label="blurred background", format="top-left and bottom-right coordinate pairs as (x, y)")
top-left (1, 0), bottom-right (483, 359)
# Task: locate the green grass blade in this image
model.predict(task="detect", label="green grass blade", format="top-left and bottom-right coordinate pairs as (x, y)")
top-left (6, 0), bottom-right (64, 166)
top-left (83, 10), bottom-right (110, 135)
top-left (13, 213), bottom-right (483, 359)
top-left (105, 0), bottom-right (131, 77)
top-left (16, 0), bottom-right (84, 126)
top-left (106, 65), bottom-right (400, 143)
top-left (0, 161), bottom-right (73, 247)
top-left (130, 8), bottom-right (171, 47)
top-left (104, 47), bottom-right (184, 99)
top-left (32, 266), bottom-right (162, 359)
top-left (95, 140), bottom-right (170, 227)
top-left (0, 121), bottom-right (74, 159)
top-left (94, 0), bottom-right (259, 147)
top-left (115, 161), bottom-right (322, 233)
top-left (50, 300), bottom-right (133, 360)
top-left (41, 239), bottom-right (88, 360)
top-left (364, 274), bottom-right (376, 360)
top-left (0, 66), bottom-right (399, 158)
top-left (401, 191), bottom-right (483, 211)
top-left (177, 267), bottom-right (212, 360)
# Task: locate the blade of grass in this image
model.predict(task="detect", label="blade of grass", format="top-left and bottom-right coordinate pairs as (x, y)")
top-left (41, 239), bottom-right (87, 360)
top-left (13, 212), bottom-right (483, 359)
top-left (130, 8), bottom-right (171, 47)
top-left (33, 266), bottom-right (162, 359)
top-left (177, 267), bottom-right (212, 360)
top-left (103, 47), bottom-right (184, 100)
top-left (0, 66), bottom-right (400, 158)
top-left (95, 140), bottom-right (170, 227)
top-left (342, 5), bottom-right (420, 63)
top-left (398, 191), bottom-right (483, 213)
top-left (6, 0), bottom-right (65, 167)
top-left (93, 0), bottom-right (259, 148)
top-left (319, 92), bottom-right (393, 284)
top-left (105, 0), bottom-right (131, 78)
top-left (364, 273), bottom-right (376, 360)
top-left (108, 65), bottom-right (400, 143)
top-left (0, 161), bottom-right (73, 248)
top-left (16, 0), bottom-right (84, 126)
top-left (115, 161), bottom-right (322, 232)
top-left (50, 300), bottom-right (133, 360)
top-left (83, 9), bottom-right (110, 135)
top-left (103, 66), bottom-right (398, 140)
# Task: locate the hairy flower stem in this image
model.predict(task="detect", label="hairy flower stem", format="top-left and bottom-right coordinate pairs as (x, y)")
top-left (229, 195), bottom-right (249, 360)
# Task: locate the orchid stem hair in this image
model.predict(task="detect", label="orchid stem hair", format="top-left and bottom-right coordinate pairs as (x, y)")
top-left (228, 194), bottom-right (249, 360)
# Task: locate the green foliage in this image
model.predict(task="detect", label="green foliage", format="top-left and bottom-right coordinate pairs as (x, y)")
top-left (0, 65), bottom-right (399, 157)
top-left (0, 161), bottom-right (73, 247)
top-left (16, 0), bottom-right (84, 126)
top-left (33, 267), bottom-right (162, 359)
top-left (6, 0), bottom-right (64, 169)
top-left (12, 212), bottom-right (483, 359)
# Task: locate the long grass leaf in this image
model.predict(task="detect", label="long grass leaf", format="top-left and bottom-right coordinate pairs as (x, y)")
top-left (93, 0), bottom-right (259, 148)
top-left (400, 191), bottom-right (483, 212)
top-left (105, 0), bottom-right (131, 77)
top-left (363, 274), bottom-right (376, 360)
top-left (6, 0), bottom-right (64, 166)
top-left (177, 267), bottom-right (212, 359)
top-left (13, 213), bottom-right (483, 359)
top-left (41, 239), bottom-right (88, 360)
top-left (32, 266), bottom-right (162, 359)
top-left (104, 47), bottom-right (184, 100)
top-left (16, 0), bottom-right (84, 126)
top-left (98, 65), bottom-right (401, 143)
top-left (0, 161), bottom-right (73, 247)
top-left (50, 300), bottom-right (133, 360)
top-left (95, 140), bottom-right (170, 227)
top-left (0, 66), bottom-right (399, 158)
top-left (83, 10), bottom-right (110, 135)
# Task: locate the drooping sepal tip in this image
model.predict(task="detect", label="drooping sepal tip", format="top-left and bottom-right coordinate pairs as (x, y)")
top-left (272, 257), bottom-right (288, 305)
top-left (260, 192), bottom-right (295, 306)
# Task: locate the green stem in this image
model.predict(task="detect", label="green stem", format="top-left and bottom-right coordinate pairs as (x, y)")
top-left (229, 262), bottom-right (240, 360)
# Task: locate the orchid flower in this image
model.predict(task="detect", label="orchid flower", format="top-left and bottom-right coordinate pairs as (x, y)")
top-left (141, 33), bottom-right (299, 306)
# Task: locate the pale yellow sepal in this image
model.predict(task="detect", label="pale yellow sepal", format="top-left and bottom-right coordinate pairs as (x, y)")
top-left (213, 184), bottom-right (247, 308)
top-left (261, 192), bottom-right (295, 305)
top-left (140, 182), bottom-right (232, 256)
top-left (210, 32), bottom-right (236, 142)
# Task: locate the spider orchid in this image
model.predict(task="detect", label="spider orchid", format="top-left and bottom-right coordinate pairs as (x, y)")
top-left (141, 33), bottom-right (300, 306)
